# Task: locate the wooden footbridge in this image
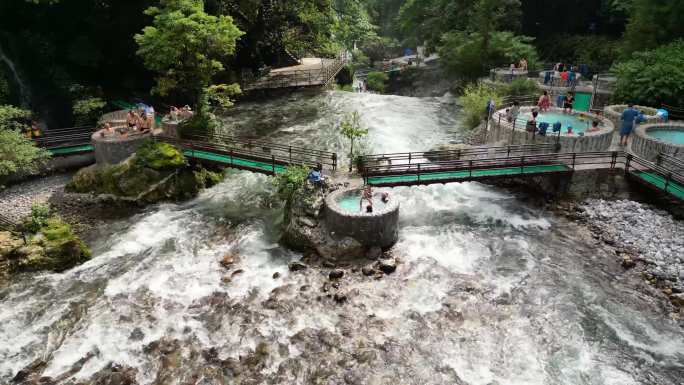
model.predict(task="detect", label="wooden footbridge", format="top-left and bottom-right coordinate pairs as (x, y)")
top-left (361, 145), bottom-right (684, 201)
top-left (242, 54), bottom-right (349, 91)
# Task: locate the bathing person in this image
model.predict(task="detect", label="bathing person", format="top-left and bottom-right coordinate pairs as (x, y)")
top-left (563, 92), bottom-right (574, 114)
top-left (360, 185), bottom-right (373, 211)
top-left (537, 91), bottom-right (551, 112)
top-left (381, 192), bottom-right (389, 203)
top-left (519, 58), bottom-right (528, 71)
top-left (620, 103), bottom-right (640, 146)
top-left (587, 120), bottom-right (600, 133)
top-left (567, 126), bottom-right (573, 135)
top-left (169, 106), bottom-right (180, 120)
top-left (126, 110), bottom-right (138, 131)
top-left (526, 110), bottom-right (538, 133)
top-left (511, 101), bottom-right (520, 122)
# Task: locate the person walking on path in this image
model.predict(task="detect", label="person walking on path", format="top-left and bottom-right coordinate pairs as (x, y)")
top-left (620, 103), bottom-right (640, 146)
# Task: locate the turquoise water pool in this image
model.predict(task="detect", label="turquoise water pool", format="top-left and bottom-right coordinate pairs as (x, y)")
top-left (520, 111), bottom-right (595, 134)
top-left (647, 129), bottom-right (684, 145)
top-left (337, 192), bottom-right (389, 213)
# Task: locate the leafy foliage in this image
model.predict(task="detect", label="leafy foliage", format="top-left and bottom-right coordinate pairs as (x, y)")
top-left (537, 35), bottom-right (621, 72)
top-left (135, 141), bottom-right (186, 170)
top-left (498, 78), bottom-right (539, 97)
top-left (26, 203), bottom-right (51, 233)
top-left (341, 111), bottom-right (368, 171)
top-left (622, 0), bottom-right (684, 55)
top-left (135, 0), bottom-right (243, 112)
top-left (366, 71), bottom-right (389, 93)
top-left (439, 31), bottom-right (538, 79)
top-left (72, 97), bottom-right (106, 125)
top-left (273, 165), bottom-right (310, 201)
top-left (612, 40), bottom-right (684, 107)
top-left (0, 106), bottom-right (50, 182)
top-left (459, 83), bottom-right (502, 129)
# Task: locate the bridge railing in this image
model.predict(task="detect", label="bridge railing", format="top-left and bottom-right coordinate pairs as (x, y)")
top-left (360, 143), bottom-right (558, 170)
top-left (32, 126), bottom-right (95, 149)
top-left (362, 150), bottom-right (684, 197)
top-left (180, 131), bottom-right (337, 171)
top-left (656, 153), bottom-right (684, 173)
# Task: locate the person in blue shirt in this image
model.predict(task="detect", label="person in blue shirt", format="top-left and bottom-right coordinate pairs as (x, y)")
top-left (307, 164), bottom-right (325, 186)
top-left (620, 103), bottom-right (640, 146)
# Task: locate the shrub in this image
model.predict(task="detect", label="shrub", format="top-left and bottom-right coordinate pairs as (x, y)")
top-left (366, 71), bottom-right (389, 93)
top-left (26, 203), bottom-right (51, 233)
top-left (273, 165), bottom-right (310, 201)
top-left (135, 140), bottom-right (186, 170)
top-left (72, 97), bottom-right (106, 126)
top-left (612, 40), bottom-right (684, 107)
top-left (0, 108), bottom-right (51, 184)
top-left (498, 78), bottom-right (539, 97)
top-left (459, 83), bottom-right (502, 129)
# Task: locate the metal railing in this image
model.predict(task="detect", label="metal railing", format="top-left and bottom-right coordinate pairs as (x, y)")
top-left (361, 150), bottom-right (684, 199)
top-left (157, 133), bottom-right (337, 174)
top-left (244, 51), bottom-right (349, 91)
top-left (32, 126), bottom-right (95, 149)
top-left (360, 143), bottom-right (559, 169)
top-left (657, 153), bottom-right (684, 173)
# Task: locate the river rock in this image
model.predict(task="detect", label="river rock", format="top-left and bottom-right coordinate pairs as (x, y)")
top-left (671, 293), bottom-right (684, 307)
top-left (329, 269), bottom-right (344, 280)
top-left (288, 261), bottom-right (308, 272)
top-left (377, 258), bottom-right (398, 275)
top-left (362, 265), bottom-right (377, 276)
top-left (220, 252), bottom-right (239, 268)
top-left (366, 246), bottom-right (382, 260)
top-left (272, 272), bottom-right (281, 279)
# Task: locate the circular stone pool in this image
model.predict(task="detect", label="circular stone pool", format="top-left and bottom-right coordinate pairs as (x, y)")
top-left (632, 123), bottom-right (684, 161)
top-left (325, 188), bottom-right (399, 249)
top-left (488, 106), bottom-right (615, 152)
top-left (604, 105), bottom-right (660, 129)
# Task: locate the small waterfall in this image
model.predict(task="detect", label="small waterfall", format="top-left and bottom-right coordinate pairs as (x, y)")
top-left (0, 43), bottom-right (30, 107)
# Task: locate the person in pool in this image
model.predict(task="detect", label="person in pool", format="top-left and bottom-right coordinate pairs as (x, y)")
top-left (537, 91), bottom-right (551, 112)
top-left (360, 185), bottom-right (373, 212)
top-left (563, 92), bottom-right (575, 114)
top-left (567, 126), bottom-right (573, 135)
top-left (587, 120), bottom-right (600, 133)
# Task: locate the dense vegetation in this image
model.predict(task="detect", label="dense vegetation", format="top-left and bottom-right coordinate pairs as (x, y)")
top-left (1, 0), bottom-right (684, 131)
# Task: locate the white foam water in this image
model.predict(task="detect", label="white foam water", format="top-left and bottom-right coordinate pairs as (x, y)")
top-left (1, 91), bottom-right (683, 384)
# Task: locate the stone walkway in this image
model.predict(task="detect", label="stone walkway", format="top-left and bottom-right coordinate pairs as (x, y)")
top-left (0, 174), bottom-right (72, 223)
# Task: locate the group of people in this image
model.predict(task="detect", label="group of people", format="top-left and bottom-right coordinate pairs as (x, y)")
top-left (169, 105), bottom-right (194, 121)
top-left (543, 63), bottom-right (581, 87)
top-left (510, 58), bottom-right (529, 72)
top-left (124, 109), bottom-right (154, 134)
top-left (360, 185), bottom-right (389, 213)
top-left (22, 121), bottom-right (42, 139)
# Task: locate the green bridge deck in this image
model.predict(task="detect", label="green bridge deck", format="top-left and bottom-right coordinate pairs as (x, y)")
top-left (183, 149), bottom-right (288, 174)
top-left (631, 171), bottom-right (684, 200)
top-left (47, 144), bottom-right (94, 155)
top-left (367, 164), bottom-right (570, 186)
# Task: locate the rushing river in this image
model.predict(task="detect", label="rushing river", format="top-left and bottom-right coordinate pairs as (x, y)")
top-left (1, 91), bottom-right (683, 384)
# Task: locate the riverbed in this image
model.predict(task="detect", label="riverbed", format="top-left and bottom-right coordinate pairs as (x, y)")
top-left (1, 91), bottom-right (683, 384)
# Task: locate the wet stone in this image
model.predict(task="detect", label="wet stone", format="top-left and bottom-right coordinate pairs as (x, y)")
top-left (288, 261), bottom-right (308, 272)
top-left (329, 269), bottom-right (344, 280)
top-left (129, 328), bottom-right (145, 341)
top-left (272, 272), bottom-right (281, 279)
top-left (377, 258), bottom-right (397, 275)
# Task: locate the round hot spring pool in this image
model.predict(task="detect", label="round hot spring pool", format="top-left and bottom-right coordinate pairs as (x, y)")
top-left (633, 123), bottom-right (684, 161)
top-left (647, 129), bottom-right (684, 145)
top-left (336, 190), bottom-right (390, 213)
top-left (519, 111), bottom-right (601, 134)
top-left (324, 188), bottom-right (400, 249)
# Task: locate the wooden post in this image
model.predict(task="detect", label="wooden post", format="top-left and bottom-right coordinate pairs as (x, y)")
top-left (572, 153), bottom-right (576, 170)
top-left (520, 156), bottom-right (525, 174)
top-left (417, 164), bottom-right (421, 183)
top-left (664, 173), bottom-right (672, 192)
top-left (289, 146), bottom-right (292, 163)
top-left (625, 154), bottom-right (632, 174)
top-left (469, 160), bottom-right (473, 178)
top-left (408, 153), bottom-right (412, 164)
top-left (272, 155), bottom-right (276, 174)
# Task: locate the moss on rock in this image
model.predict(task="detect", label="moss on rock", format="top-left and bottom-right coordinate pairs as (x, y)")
top-left (67, 141), bottom-right (224, 204)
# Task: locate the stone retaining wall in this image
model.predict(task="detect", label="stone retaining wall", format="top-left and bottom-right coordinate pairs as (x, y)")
top-left (324, 188), bottom-right (399, 249)
top-left (487, 107), bottom-right (615, 152)
top-left (631, 123), bottom-right (684, 161)
top-left (92, 130), bottom-right (152, 165)
top-left (604, 105), bottom-right (660, 129)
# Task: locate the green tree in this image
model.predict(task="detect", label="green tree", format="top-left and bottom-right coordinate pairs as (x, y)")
top-left (273, 165), bottom-right (310, 201)
top-left (340, 111), bottom-right (368, 172)
top-left (0, 105), bottom-right (51, 183)
top-left (135, 0), bottom-right (244, 115)
top-left (459, 83), bottom-right (502, 129)
top-left (622, 0), bottom-right (684, 55)
top-left (438, 31), bottom-right (537, 79)
top-left (612, 40), bottom-right (684, 107)
top-left (366, 71), bottom-right (389, 93)
top-left (72, 97), bottom-right (106, 126)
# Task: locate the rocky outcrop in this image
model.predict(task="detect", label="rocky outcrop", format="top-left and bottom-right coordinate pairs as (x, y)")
top-left (66, 141), bottom-right (223, 205)
top-left (280, 182), bottom-right (381, 262)
top-left (0, 218), bottom-right (91, 282)
top-left (424, 143), bottom-right (471, 162)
